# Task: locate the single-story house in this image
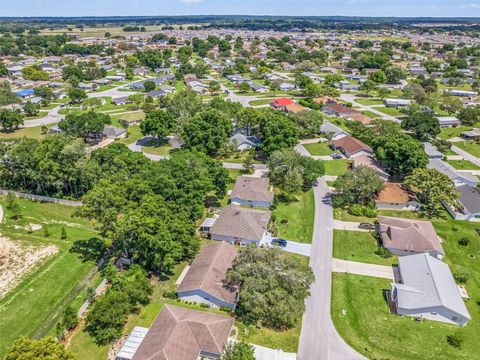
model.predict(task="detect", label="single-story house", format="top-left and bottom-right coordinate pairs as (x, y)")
top-left (130, 82), bottom-right (144, 91)
top-left (320, 120), bottom-right (349, 140)
top-left (229, 133), bottom-right (259, 151)
top-left (375, 182), bottom-right (420, 210)
top-left (147, 90), bottom-right (167, 98)
top-left (209, 205), bottom-right (271, 246)
top-left (131, 305), bottom-right (234, 360)
top-left (443, 184), bottom-right (480, 221)
top-left (284, 102), bottom-right (305, 114)
top-left (377, 216), bottom-right (444, 258)
top-left (270, 98), bottom-right (294, 111)
top-left (323, 103), bottom-right (359, 117)
top-left (445, 89), bottom-right (478, 99)
top-left (423, 142), bottom-right (443, 159)
top-left (352, 155), bottom-right (389, 181)
top-left (177, 241), bottom-right (238, 309)
top-left (15, 88), bottom-right (34, 98)
top-left (340, 82), bottom-right (360, 91)
top-left (78, 82), bottom-right (95, 91)
top-left (331, 135), bottom-right (373, 158)
top-left (103, 126), bottom-right (126, 139)
top-left (384, 98), bottom-right (412, 108)
top-left (279, 82), bottom-right (295, 91)
top-left (391, 253), bottom-right (470, 326)
top-left (250, 83), bottom-right (268, 93)
top-left (112, 96), bottom-right (131, 105)
top-left (230, 176), bottom-right (274, 208)
top-left (437, 116), bottom-right (460, 128)
top-left (347, 113), bottom-right (373, 125)
top-left (461, 129), bottom-right (480, 140)
top-left (427, 159), bottom-right (478, 188)
top-left (106, 75), bottom-right (125, 82)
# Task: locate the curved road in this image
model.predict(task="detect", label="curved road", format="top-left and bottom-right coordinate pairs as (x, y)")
top-left (340, 93), bottom-right (400, 123)
top-left (297, 177), bottom-right (365, 360)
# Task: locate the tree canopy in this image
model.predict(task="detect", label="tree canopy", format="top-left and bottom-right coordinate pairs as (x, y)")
top-left (5, 337), bottom-right (76, 360)
top-left (334, 166), bottom-right (384, 206)
top-left (259, 111), bottom-right (299, 157)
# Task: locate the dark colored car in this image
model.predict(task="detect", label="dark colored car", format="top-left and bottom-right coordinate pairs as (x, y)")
top-left (358, 222), bottom-right (375, 230)
top-left (331, 153), bottom-right (342, 159)
top-left (271, 239), bottom-right (288, 247)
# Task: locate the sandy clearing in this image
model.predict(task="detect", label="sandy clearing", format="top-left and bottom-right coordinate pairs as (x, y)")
top-left (0, 236), bottom-right (58, 298)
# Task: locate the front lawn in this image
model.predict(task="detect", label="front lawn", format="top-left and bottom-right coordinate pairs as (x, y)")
top-left (324, 160), bottom-right (351, 176)
top-left (446, 159), bottom-right (480, 170)
top-left (303, 142), bottom-right (333, 156)
top-left (355, 98), bottom-right (384, 106)
top-left (361, 110), bottom-right (381, 118)
top-left (0, 126), bottom-right (48, 140)
top-left (0, 198), bottom-right (101, 357)
top-left (332, 273), bottom-right (479, 360)
top-left (140, 138), bottom-right (172, 157)
top-left (454, 141), bottom-right (480, 158)
top-left (375, 106), bottom-right (402, 117)
top-left (273, 189), bottom-right (315, 244)
top-left (333, 230), bottom-right (398, 265)
top-left (438, 126), bottom-right (473, 140)
top-left (248, 98), bottom-right (273, 106)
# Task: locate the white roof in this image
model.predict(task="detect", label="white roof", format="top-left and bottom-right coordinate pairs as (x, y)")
top-left (116, 326), bottom-right (149, 360)
top-left (396, 254), bottom-right (470, 319)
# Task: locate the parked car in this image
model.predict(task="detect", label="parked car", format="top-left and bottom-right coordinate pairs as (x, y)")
top-left (331, 153), bottom-right (342, 159)
top-left (271, 238), bottom-right (288, 247)
top-left (358, 222), bottom-right (375, 230)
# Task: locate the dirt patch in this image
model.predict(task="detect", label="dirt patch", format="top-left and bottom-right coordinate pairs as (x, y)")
top-left (13, 223), bottom-right (43, 231)
top-left (0, 236), bottom-right (58, 298)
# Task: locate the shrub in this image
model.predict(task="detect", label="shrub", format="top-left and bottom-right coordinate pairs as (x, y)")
top-left (453, 271), bottom-right (468, 284)
top-left (220, 306), bottom-right (233, 313)
top-left (200, 303), bottom-right (209, 308)
top-left (375, 246), bottom-right (392, 259)
top-left (43, 227), bottom-right (50, 237)
top-left (61, 226), bottom-right (67, 239)
top-left (447, 334), bottom-right (463, 349)
top-left (458, 237), bottom-right (470, 246)
top-left (162, 289), bottom-right (178, 299)
top-left (348, 204), bottom-right (377, 218)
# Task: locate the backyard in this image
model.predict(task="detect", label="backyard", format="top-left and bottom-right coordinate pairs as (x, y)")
top-left (0, 198), bottom-right (102, 357)
top-left (303, 142), bottom-right (334, 156)
top-left (273, 189), bottom-right (315, 244)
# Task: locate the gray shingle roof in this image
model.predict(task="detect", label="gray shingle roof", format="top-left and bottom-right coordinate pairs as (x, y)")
top-left (427, 159), bottom-right (478, 186)
top-left (230, 176), bottom-right (273, 203)
top-left (457, 184), bottom-right (480, 214)
top-left (396, 254), bottom-right (470, 320)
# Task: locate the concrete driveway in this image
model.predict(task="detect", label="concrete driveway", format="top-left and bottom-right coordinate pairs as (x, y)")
top-left (297, 177), bottom-right (365, 360)
top-left (333, 220), bottom-right (372, 232)
top-left (332, 258), bottom-right (395, 280)
top-left (263, 236), bottom-right (311, 257)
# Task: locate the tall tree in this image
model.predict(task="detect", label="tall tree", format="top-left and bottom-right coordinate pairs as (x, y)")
top-left (140, 110), bottom-right (175, 139)
top-left (334, 166), bottom-right (385, 206)
top-left (5, 337), bottom-right (76, 360)
top-left (405, 168), bottom-right (459, 217)
top-left (402, 111), bottom-right (440, 141)
top-left (259, 111), bottom-right (299, 157)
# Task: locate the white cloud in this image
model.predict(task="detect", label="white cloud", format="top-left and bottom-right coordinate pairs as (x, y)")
top-left (461, 3), bottom-right (480, 8)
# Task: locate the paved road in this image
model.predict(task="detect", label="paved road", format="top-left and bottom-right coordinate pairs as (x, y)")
top-left (87, 86), bottom-right (135, 99)
top-left (450, 145), bottom-right (480, 167)
top-left (339, 94), bottom-right (400, 123)
top-left (332, 259), bottom-right (395, 280)
top-left (23, 105), bottom-right (63, 128)
top-left (297, 177), bottom-right (365, 360)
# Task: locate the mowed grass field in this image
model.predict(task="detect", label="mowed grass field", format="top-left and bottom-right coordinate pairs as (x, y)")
top-left (331, 209), bottom-right (480, 360)
top-left (0, 198), bottom-right (101, 357)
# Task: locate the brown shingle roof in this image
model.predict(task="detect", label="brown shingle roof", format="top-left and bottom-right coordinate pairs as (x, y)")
top-left (377, 216), bottom-right (444, 255)
top-left (133, 305), bottom-right (233, 360)
top-left (210, 205), bottom-right (271, 242)
top-left (230, 176), bottom-right (274, 203)
top-left (376, 182), bottom-right (418, 205)
top-left (347, 113), bottom-right (373, 125)
top-left (332, 135), bottom-right (372, 156)
top-left (284, 102), bottom-right (305, 114)
top-left (177, 242), bottom-right (238, 304)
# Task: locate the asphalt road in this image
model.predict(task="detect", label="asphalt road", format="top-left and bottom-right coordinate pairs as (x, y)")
top-left (450, 145), bottom-right (480, 167)
top-left (297, 177), bottom-right (365, 360)
top-left (339, 93), bottom-right (400, 123)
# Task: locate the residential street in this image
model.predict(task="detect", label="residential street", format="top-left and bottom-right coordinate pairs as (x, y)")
top-left (297, 177), bottom-right (365, 360)
top-left (339, 93), bottom-right (400, 123)
top-left (23, 105), bottom-right (63, 127)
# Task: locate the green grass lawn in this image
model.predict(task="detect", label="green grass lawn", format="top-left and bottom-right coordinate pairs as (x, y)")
top-left (248, 98), bottom-right (273, 106)
top-left (361, 110), bottom-right (381, 118)
top-left (324, 160), bottom-right (351, 176)
top-left (438, 126), bottom-right (473, 140)
top-left (453, 141), bottom-right (480, 158)
top-left (117, 125), bottom-right (143, 145)
top-left (355, 98), bottom-right (384, 106)
top-left (0, 126), bottom-right (49, 140)
top-left (446, 159), bottom-right (480, 170)
top-left (332, 273), bottom-right (479, 360)
top-left (331, 207), bottom-right (480, 359)
top-left (273, 189), bottom-right (315, 244)
top-left (303, 142), bottom-right (333, 156)
top-left (220, 151), bottom-right (262, 164)
top-left (0, 198), bottom-right (101, 357)
top-left (23, 111), bottom-right (48, 120)
top-left (140, 138), bottom-right (172, 157)
top-left (375, 106), bottom-right (402, 117)
top-left (333, 230), bottom-right (398, 265)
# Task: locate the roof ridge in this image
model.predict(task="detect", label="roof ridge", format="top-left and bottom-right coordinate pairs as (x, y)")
top-left (423, 255), bottom-right (442, 306)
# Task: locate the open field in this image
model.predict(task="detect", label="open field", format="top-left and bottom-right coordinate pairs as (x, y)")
top-left (0, 126), bottom-right (47, 140)
top-left (333, 229), bottom-right (398, 265)
top-left (0, 198), bottom-right (101, 357)
top-left (354, 98), bottom-right (384, 106)
top-left (273, 189), bottom-right (315, 244)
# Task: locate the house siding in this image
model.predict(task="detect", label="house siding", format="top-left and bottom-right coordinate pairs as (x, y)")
top-left (395, 304), bottom-right (468, 326)
top-left (210, 233), bottom-right (261, 246)
top-left (177, 289), bottom-right (236, 310)
top-left (375, 201), bottom-right (421, 211)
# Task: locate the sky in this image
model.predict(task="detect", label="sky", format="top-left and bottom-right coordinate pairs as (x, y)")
top-left (1, 0), bottom-right (480, 18)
